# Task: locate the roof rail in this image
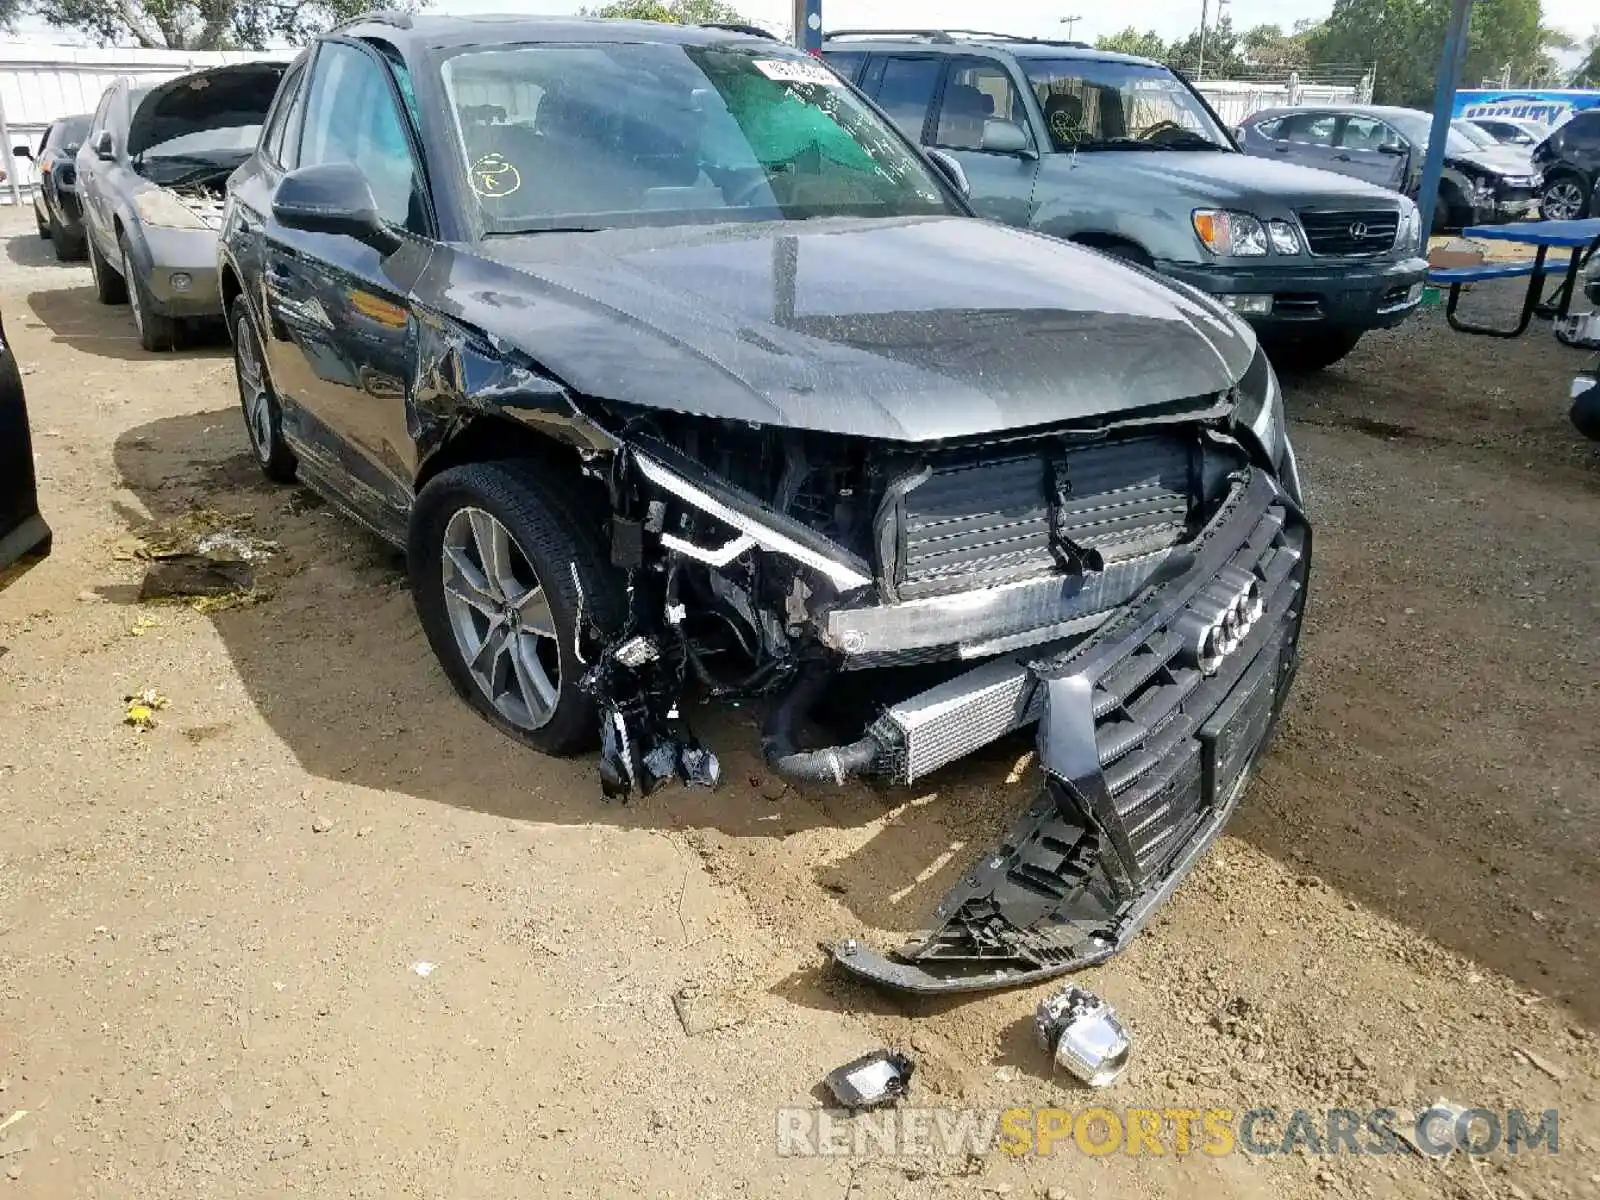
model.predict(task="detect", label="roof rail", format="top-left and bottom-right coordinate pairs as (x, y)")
top-left (823, 29), bottom-right (956, 43)
top-left (699, 22), bottom-right (778, 39)
top-left (332, 9), bottom-right (412, 31)
top-left (822, 28), bottom-right (1090, 48)
top-left (943, 29), bottom-right (1091, 48)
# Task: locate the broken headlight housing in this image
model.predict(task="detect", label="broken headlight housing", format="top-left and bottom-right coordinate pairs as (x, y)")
top-left (135, 187), bottom-right (207, 230)
top-left (1232, 344), bottom-right (1288, 472)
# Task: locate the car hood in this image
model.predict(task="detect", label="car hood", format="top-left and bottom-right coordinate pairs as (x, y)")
top-left (127, 61), bottom-right (286, 161)
top-left (450, 216), bottom-right (1255, 443)
top-left (1057, 149), bottom-right (1402, 204)
top-left (1451, 146), bottom-right (1535, 176)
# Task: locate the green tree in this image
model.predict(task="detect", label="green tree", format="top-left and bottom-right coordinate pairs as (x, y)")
top-left (1567, 28), bottom-right (1599, 86)
top-left (1167, 15), bottom-right (1245, 78)
top-left (585, 0), bottom-right (748, 23)
top-left (22, 0), bottom-right (421, 48)
top-left (1307, 0), bottom-right (1574, 106)
top-left (1238, 22), bottom-right (1316, 70)
top-left (1094, 27), bottom-right (1167, 59)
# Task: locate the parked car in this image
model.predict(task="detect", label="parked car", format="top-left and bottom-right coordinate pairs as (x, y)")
top-left (13, 114), bottom-right (93, 260)
top-left (1236, 105), bottom-right (1541, 230)
top-left (823, 33), bottom-right (1427, 373)
top-left (1531, 108), bottom-right (1600, 221)
top-left (220, 15), bottom-right (1310, 994)
top-left (0, 308), bottom-right (52, 591)
top-left (75, 62), bottom-right (286, 351)
top-left (1466, 115), bottom-right (1550, 148)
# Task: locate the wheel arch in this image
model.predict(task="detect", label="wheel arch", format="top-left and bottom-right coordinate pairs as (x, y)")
top-left (414, 413), bottom-right (598, 501)
top-left (1065, 231), bottom-right (1154, 264)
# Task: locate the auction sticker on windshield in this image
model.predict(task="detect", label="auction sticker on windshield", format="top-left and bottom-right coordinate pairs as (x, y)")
top-left (752, 58), bottom-right (840, 87)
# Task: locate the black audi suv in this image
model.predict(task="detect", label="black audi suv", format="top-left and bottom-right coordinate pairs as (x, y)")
top-left (218, 14), bottom-right (1310, 993)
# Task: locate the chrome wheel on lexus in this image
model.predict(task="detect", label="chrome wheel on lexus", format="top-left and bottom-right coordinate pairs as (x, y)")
top-left (441, 506), bottom-right (561, 731)
top-left (1542, 179), bottom-right (1585, 222)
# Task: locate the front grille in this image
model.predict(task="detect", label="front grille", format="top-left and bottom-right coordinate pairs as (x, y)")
top-left (894, 435), bottom-right (1195, 600)
top-left (1080, 498), bottom-right (1306, 880)
top-left (1297, 208), bottom-right (1399, 257)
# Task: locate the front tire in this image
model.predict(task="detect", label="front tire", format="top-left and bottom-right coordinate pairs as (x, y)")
top-left (230, 297), bottom-right (297, 483)
top-left (122, 236), bottom-right (177, 352)
top-left (87, 231), bottom-right (127, 305)
top-left (409, 462), bottom-right (625, 756)
top-left (50, 213), bottom-right (84, 262)
top-left (1263, 329), bottom-right (1363, 373)
top-left (1540, 174), bottom-right (1589, 222)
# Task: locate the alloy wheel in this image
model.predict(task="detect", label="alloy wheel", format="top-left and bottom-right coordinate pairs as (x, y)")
top-left (440, 506), bottom-right (562, 731)
top-left (123, 248), bottom-right (144, 337)
top-left (1543, 180), bottom-right (1585, 221)
top-left (234, 312), bottom-right (274, 464)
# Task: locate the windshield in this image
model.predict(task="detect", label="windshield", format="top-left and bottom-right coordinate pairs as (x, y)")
top-left (1017, 58), bottom-right (1230, 152)
top-left (1451, 119), bottom-right (1497, 149)
top-left (438, 43), bottom-right (958, 233)
top-left (1385, 112), bottom-right (1483, 157)
top-left (46, 116), bottom-right (91, 149)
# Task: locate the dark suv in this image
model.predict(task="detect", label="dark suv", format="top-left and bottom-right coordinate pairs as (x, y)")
top-left (219, 15), bottom-right (1309, 994)
top-left (1532, 110), bottom-right (1600, 221)
top-left (824, 31), bottom-right (1429, 372)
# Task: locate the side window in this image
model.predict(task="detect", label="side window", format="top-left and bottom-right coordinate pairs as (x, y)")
top-left (90, 90), bottom-right (112, 142)
top-left (873, 56), bottom-right (942, 141)
top-left (1280, 113), bottom-right (1335, 146)
top-left (1338, 116), bottom-right (1401, 151)
top-left (933, 59), bottom-right (1030, 151)
top-left (822, 51), bottom-right (867, 84)
top-left (1567, 112), bottom-right (1600, 149)
top-left (1254, 118), bottom-right (1282, 139)
top-left (297, 42), bottom-right (423, 232)
top-left (261, 60), bottom-right (307, 166)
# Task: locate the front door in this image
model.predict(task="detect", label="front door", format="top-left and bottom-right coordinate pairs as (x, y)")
top-left (1333, 115), bottom-right (1409, 191)
top-left (260, 38), bottom-right (434, 540)
top-left (1268, 112), bottom-right (1345, 178)
top-left (926, 57), bottom-right (1041, 227)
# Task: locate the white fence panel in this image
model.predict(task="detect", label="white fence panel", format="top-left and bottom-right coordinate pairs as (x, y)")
top-left (0, 42), bottom-right (292, 204)
top-left (1195, 79), bottom-right (1361, 127)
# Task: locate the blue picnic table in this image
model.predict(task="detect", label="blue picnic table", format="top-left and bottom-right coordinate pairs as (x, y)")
top-left (1429, 218), bottom-right (1600, 338)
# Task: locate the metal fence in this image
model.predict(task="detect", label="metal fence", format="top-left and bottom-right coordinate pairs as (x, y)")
top-left (0, 42), bottom-right (292, 205)
top-left (1194, 77), bottom-right (1367, 126)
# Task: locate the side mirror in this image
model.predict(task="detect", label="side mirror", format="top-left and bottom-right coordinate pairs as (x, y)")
top-left (94, 131), bottom-right (115, 160)
top-left (980, 119), bottom-right (1035, 157)
top-left (925, 149), bottom-right (970, 198)
top-left (12, 145), bottom-right (31, 160)
top-left (272, 162), bottom-right (402, 256)
top-left (1377, 143), bottom-right (1406, 157)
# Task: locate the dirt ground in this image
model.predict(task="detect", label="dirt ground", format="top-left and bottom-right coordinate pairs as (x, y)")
top-left (1, 205), bottom-right (1597, 1200)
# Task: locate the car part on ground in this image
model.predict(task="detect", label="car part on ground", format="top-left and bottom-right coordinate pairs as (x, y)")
top-left (822, 1050), bottom-right (916, 1109)
top-left (1236, 104), bottom-right (1542, 231)
top-left (1034, 986), bottom-right (1132, 1087)
top-left (823, 35), bottom-right (1427, 371)
top-left (73, 61), bottom-right (285, 350)
top-left (0, 309), bottom-right (53, 590)
top-left (218, 15), bottom-right (1310, 996)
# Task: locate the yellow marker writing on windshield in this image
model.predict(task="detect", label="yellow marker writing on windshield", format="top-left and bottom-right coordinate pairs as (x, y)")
top-left (469, 152), bottom-right (522, 198)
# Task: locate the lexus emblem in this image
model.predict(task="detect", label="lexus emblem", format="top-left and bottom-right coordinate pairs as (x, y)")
top-left (1349, 221), bottom-right (1370, 239)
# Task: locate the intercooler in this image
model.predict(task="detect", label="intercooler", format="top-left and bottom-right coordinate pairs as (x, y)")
top-left (887, 434), bottom-right (1196, 601)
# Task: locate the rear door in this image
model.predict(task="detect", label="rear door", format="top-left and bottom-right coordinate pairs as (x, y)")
top-left (925, 56), bottom-right (1040, 226)
top-left (1333, 114), bottom-right (1408, 191)
top-left (259, 37), bottom-right (433, 539)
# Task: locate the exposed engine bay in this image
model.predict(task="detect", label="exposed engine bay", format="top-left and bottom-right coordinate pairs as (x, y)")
top-left (564, 394), bottom-right (1310, 993)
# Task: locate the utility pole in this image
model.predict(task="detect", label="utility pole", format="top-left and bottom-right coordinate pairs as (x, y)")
top-left (1059, 14), bottom-right (1082, 39)
top-left (1197, 0), bottom-right (1208, 80)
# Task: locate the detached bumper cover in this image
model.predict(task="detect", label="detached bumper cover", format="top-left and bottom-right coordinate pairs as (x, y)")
top-left (831, 470), bottom-right (1309, 994)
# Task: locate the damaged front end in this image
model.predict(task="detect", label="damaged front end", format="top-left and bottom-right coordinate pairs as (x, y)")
top-left (572, 364), bottom-right (1308, 994)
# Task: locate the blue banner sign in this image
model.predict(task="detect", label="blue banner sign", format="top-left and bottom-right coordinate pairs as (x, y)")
top-left (1453, 89), bottom-right (1600, 128)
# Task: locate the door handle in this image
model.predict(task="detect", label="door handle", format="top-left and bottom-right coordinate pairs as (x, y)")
top-left (1334, 153), bottom-right (1352, 162)
top-left (1273, 145), bottom-right (1288, 153)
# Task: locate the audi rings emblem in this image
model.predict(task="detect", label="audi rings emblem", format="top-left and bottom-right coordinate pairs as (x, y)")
top-left (1174, 566), bottom-right (1266, 675)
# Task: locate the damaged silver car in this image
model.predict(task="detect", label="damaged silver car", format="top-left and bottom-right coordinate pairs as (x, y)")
top-left (76, 60), bottom-right (286, 350)
top-left (219, 16), bottom-right (1311, 995)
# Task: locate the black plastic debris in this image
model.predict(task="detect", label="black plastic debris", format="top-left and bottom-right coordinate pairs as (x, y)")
top-left (823, 1050), bottom-right (915, 1110)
